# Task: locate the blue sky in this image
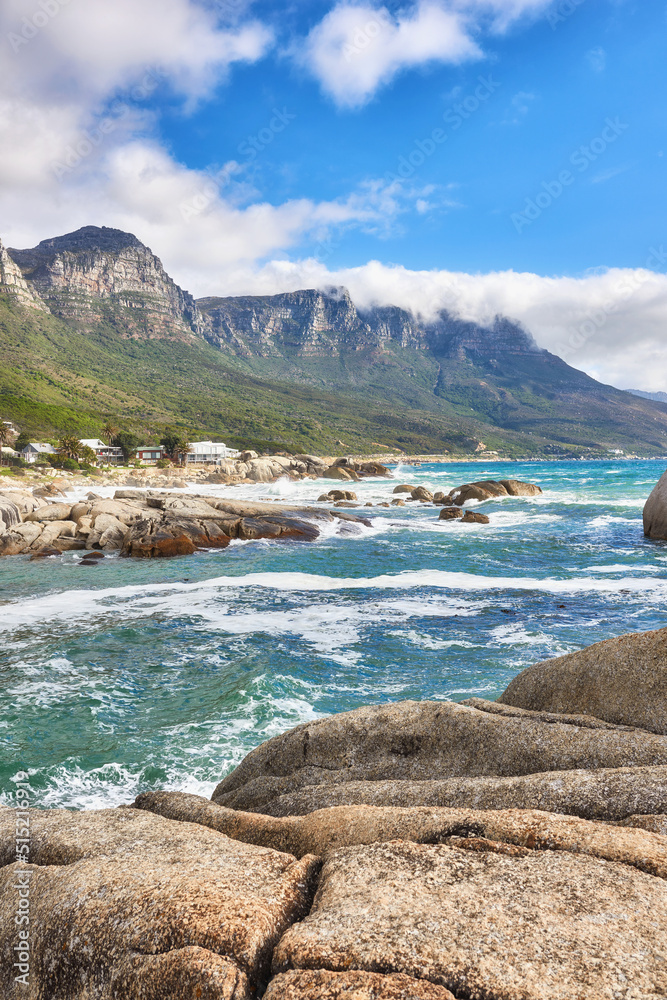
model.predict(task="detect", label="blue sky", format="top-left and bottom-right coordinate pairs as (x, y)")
top-left (159, 0), bottom-right (665, 277)
top-left (0, 0), bottom-right (666, 387)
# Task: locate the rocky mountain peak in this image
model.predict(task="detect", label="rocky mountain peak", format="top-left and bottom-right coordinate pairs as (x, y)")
top-left (5, 226), bottom-right (201, 340)
top-left (23, 225), bottom-right (146, 257)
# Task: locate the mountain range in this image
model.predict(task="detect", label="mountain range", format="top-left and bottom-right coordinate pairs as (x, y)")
top-left (2, 225), bottom-right (667, 457)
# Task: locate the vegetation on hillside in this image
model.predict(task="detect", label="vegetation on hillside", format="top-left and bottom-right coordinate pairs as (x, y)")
top-left (2, 290), bottom-right (667, 458)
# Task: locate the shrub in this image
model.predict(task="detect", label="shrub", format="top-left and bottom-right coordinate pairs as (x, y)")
top-left (156, 458), bottom-right (170, 468)
top-left (61, 458), bottom-right (79, 471)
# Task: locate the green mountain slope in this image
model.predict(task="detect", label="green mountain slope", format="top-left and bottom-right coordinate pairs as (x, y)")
top-left (0, 290), bottom-right (621, 457)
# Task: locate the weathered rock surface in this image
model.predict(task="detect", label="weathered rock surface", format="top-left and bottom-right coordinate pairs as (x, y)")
top-left (410, 486), bottom-right (433, 501)
top-left (264, 970), bottom-right (456, 999)
top-left (0, 489), bottom-right (372, 559)
top-left (499, 625), bottom-right (667, 734)
top-left (498, 478), bottom-right (543, 496)
top-left (643, 468), bottom-right (667, 540)
top-left (0, 490), bottom-right (40, 516)
top-left (0, 497), bottom-right (21, 529)
top-left (211, 700), bottom-right (667, 814)
top-left (0, 806), bottom-right (319, 999)
top-left (392, 484), bottom-right (414, 494)
top-left (214, 764), bottom-right (667, 822)
top-left (271, 839), bottom-right (667, 1000)
top-left (25, 502), bottom-right (73, 522)
top-left (447, 479), bottom-right (541, 506)
top-left (438, 506), bottom-right (463, 521)
top-left (616, 814), bottom-right (667, 835)
top-left (460, 510), bottom-right (489, 524)
top-left (135, 791), bottom-right (667, 878)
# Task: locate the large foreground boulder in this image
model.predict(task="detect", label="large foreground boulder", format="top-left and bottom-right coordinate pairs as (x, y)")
top-left (643, 468), bottom-right (667, 539)
top-left (499, 626), bottom-right (667, 734)
top-left (0, 806), bottom-right (319, 1000)
top-left (135, 791), bottom-right (667, 878)
top-left (211, 700), bottom-right (667, 814)
top-left (271, 839), bottom-right (667, 1000)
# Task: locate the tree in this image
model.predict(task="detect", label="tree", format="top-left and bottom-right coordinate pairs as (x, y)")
top-left (0, 425), bottom-right (11, 466)
top-left (176, 440), bottom-right (192, 466)
top-left (160, 434), bottom-right (191, 464)
top-left (101, 422), bottom-right (118, 444)
top-left (112, 431), bottom-right (140, 463)
top-left (14, 432), bottom-right (30, 452)
top-left (160, 433), bottom-right (181, 459)
top-left (80, 445), bottom-right (97, 465)
top-left (57, 436), bottom-right (82, 461)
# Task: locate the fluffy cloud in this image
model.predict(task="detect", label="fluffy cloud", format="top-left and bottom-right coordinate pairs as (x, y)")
top-left (1, 0), bottom-right (273, 102)
top-left (299, 0), bottom-right (553, 107)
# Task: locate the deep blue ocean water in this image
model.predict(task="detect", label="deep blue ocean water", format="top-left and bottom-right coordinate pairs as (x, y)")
top-left (2, 459), bottom-right (666, 810)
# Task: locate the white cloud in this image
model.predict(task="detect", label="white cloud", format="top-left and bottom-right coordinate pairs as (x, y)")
top-left (586, 46), bottom-right (607, 73)
top-left (298, 0), bottom-right (554, 107)
top-left (1, 0), bottom-right (273, 103)
top-left (500, 90), bottom-right (536, 125)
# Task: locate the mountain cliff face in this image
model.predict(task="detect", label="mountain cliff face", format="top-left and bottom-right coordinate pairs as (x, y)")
top-left (198, 288), bottom-right (541, 360)
top-left (198, 288), bottom-right (428, 355)
top-left (6, 226), bottom-right (202, 340)
top-left (0, 238), bottom-right (49, 311)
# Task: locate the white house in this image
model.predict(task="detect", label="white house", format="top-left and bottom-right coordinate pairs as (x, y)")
top-left (186, 441), bottom-right (239, 464)
top-left (80, 439), bottom-right (124, 465)
top-left (21, 443), bottom-right (56, 463)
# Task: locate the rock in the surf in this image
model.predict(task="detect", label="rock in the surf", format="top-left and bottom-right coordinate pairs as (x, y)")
top-left (499, 626), bottom-right (667, 734)
top-left (643, 469), bottom-right (667, 539)
top-left (0, 805), bottom-right (319, 1000)
top-left (498, 478), bottom-right (543, 496)
top-left (438, 507), bottom-right (463, 521)
top-left (460, 511), bottom-right (490, 524)
top-left (448, 479), bottom-right (541, 506)
top-left (410, 487), bottom-right (433, 502)
top-left (210, 700), bottom-right (667, 814)
top-left (270, 839), bottom-right (667, 1000)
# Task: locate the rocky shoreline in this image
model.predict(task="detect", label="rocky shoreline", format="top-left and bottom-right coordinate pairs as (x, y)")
top-left (0, 469), bottom-right (543, 559)
top-left (2, 627), bottom-right (667, 998)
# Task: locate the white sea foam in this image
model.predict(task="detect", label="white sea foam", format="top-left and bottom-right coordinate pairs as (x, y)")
top-left (1, 569), bottom-right (664, 641)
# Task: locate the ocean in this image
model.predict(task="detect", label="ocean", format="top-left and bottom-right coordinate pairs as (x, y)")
top-left (2, 458), bottom-right (666, 811)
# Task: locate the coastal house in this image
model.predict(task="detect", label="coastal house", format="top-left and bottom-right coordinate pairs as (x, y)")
top-left (21, 442), bottom-right (56, 463)
top-left (134, 445), bottom-right (167, 465)
top-left (80, 438), bottom-right (124, 465)
top-left (186, 441), bottom-right (239, 464)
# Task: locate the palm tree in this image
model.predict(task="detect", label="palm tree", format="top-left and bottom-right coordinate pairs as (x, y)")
top-left (175, 439), bottom-right (192, 467)
top-left (57, 436), bottom-right (83, 461)
top-left (101, 422), bottom-right (118, 444)
top-left (0, 424), bottom-right (11, 466)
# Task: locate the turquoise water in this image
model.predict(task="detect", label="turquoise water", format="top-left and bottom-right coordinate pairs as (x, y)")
top-left (1, 459), bottom-right (666, 810)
